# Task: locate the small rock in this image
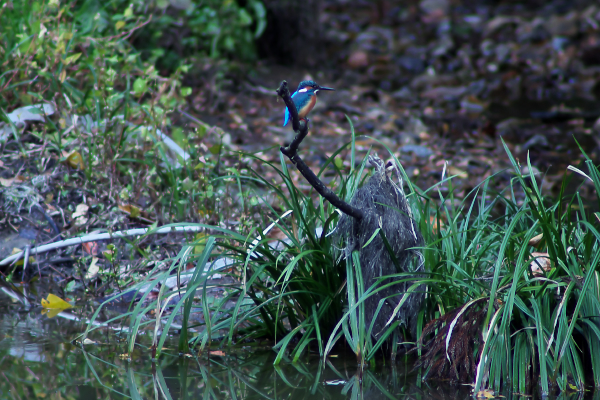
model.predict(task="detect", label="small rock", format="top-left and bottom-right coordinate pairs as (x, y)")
top-left (347, 50), bottom-right (369, 69)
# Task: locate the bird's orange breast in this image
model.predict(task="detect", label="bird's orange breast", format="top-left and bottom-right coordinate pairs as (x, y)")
top-left (298, 94), bottom-right (317, 119)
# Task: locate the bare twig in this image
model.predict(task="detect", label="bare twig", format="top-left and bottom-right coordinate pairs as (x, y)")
top-left (0, 225), bottom-right (204, 266)
top-left (276, 80), bottom-right (363, 220)
top-left (101, 16), bottom-right (153, 42)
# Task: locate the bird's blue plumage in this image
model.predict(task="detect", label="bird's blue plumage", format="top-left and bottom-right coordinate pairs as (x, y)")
top-left (283, 89), bottom-right (312, 126)
top-left (283, 80), bottom-right (334, 127)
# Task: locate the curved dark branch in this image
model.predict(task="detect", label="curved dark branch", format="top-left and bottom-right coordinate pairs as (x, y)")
top-left (276, 80), bottom-right (364, 220)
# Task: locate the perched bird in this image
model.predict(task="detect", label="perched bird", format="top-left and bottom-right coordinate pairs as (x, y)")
top-left (283, 80), bottom-right (334, 127)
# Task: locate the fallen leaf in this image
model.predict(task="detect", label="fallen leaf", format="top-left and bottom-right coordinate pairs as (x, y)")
top-left (85, 257), bottom-right (100, 280)
top-left (82, 241), bottom-right (99, 255)
top-left (73, 203), bottom-right (89, 225)
top-left (447, 165), bottom-right (468, 177)
top-left (528, 233), bottom-right (544, 248)
top-left (41, 293), bottom-right (73, 310)
top-left (476, 389), bottom-right (496, 399)
top-left (118, 204), bottom-right (141, 218)
top-left (529, 252), bottom-right (552, 276)
top-left (65, 151), bottom-right (85, 170)
top-left (209, 350), bottom-right (226, 356)
top-left (41, 293), bottom-right (73, 317)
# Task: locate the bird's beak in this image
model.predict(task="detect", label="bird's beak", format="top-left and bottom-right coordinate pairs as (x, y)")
top-left (318, 86), bottom-right (335, 91)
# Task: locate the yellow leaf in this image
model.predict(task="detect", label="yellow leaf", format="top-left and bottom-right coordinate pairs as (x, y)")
top-left (41, 293), bottom-right (73, 310)
top-left (118, 204), bottom-right (141, 218)
top-left (115, 21), bottom-right (126, 30)
top-left (448, 165), bottom-right (468, 177)
top-left (476, 389), bottom-right (495, 399)
top-left (66, 151), bottom-right (85, 170)
top-left (59, 69), bottom-right (66, 83)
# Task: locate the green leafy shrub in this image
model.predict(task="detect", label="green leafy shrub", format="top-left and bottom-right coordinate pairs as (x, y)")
top-left (74, 0), bottom-right (266, 71)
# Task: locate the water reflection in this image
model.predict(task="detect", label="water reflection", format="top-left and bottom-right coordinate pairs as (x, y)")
top-left (0, 295), bottom-right (596, 399)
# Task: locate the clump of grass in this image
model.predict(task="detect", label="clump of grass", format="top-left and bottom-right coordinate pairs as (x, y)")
top-left (72, 102), bottom-right (599, 397)
top-left (413, 140), bottom-right (600, 394)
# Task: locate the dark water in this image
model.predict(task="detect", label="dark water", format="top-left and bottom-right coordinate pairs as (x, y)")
top-left (0, 291), bottom-right (592, 400)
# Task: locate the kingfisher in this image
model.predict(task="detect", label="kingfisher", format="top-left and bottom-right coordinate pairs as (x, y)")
top-left (283, 80), bottom-right (334, 127)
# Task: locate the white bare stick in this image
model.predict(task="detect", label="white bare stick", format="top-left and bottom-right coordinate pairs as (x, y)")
top-left (0, 226), bottom-right (204, 266)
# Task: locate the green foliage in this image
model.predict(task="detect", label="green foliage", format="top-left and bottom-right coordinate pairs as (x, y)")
top-left (0, 0), bottom-right (239, 227)
top-left (74, 0), bottom-right (266, 71)
top-left (0, 0), bottom-right (266, 111)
